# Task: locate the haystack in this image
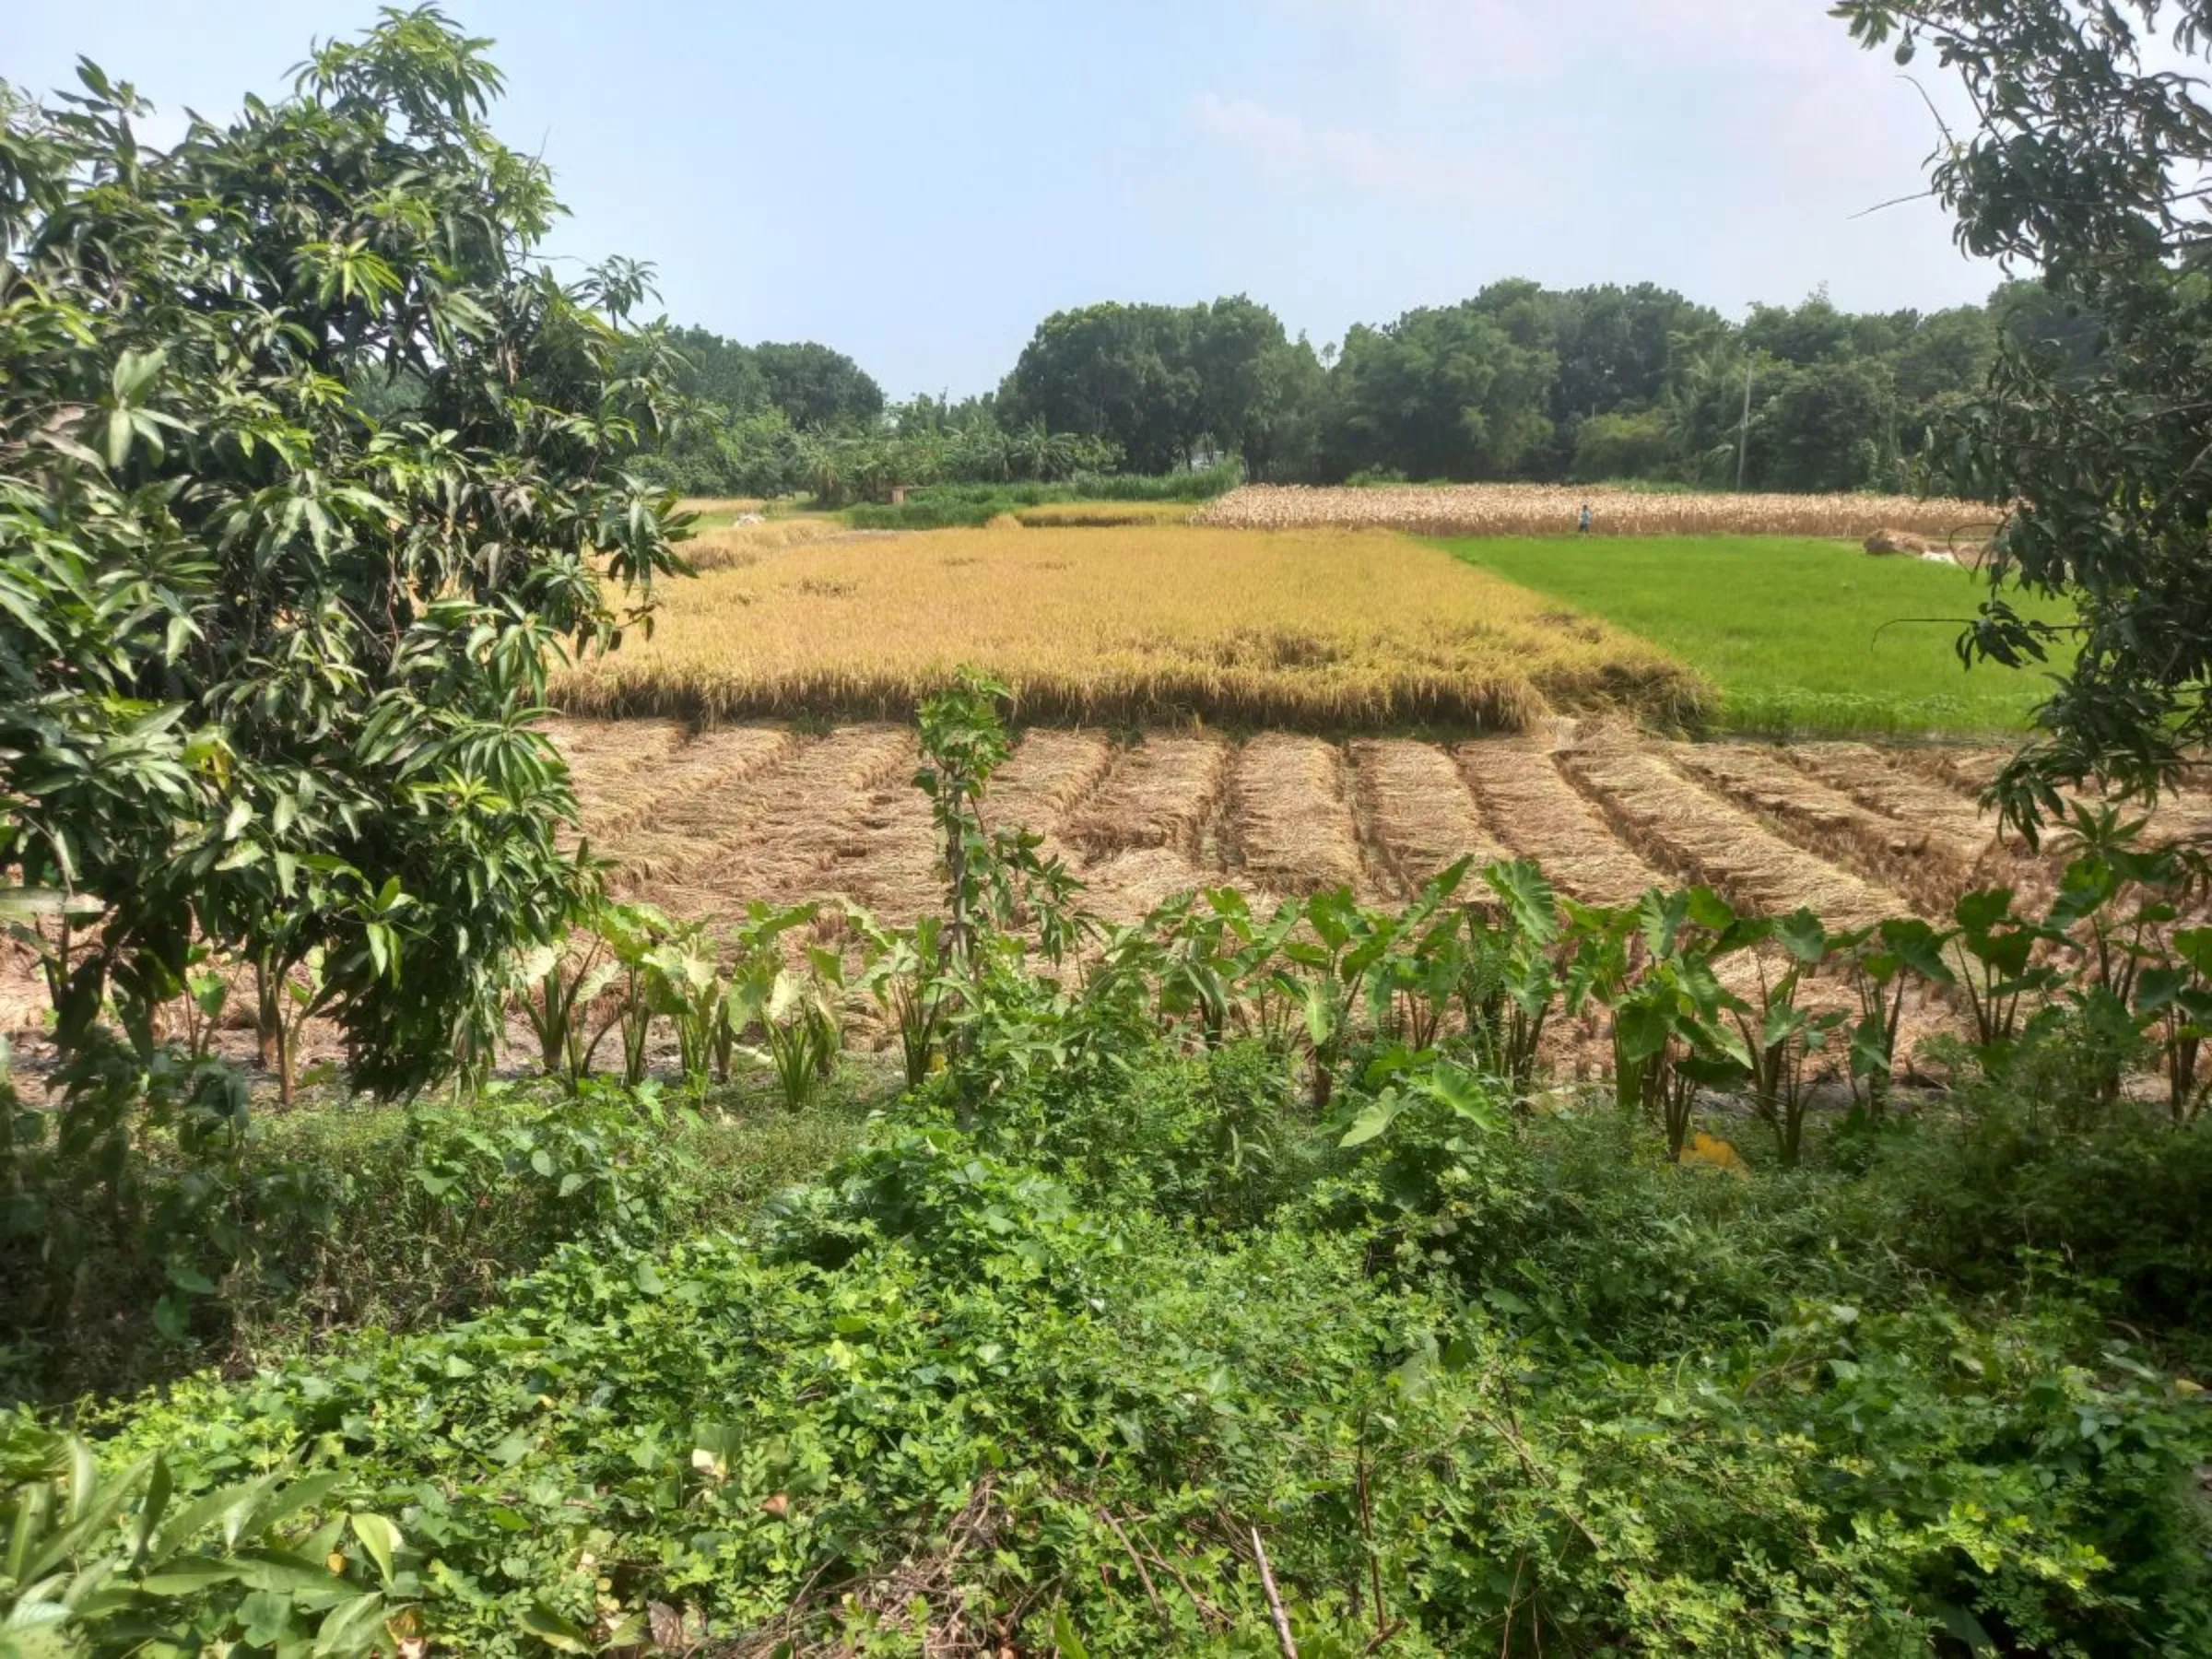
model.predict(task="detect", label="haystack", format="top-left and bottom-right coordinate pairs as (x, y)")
top-left (1865, 528), bottom-right (1929, 557)
top-left (988, 731), bottom-right (1116, 846)
top-left (1230, 735), bottom-right (1366, 898)
top-left (1783, 744), bottom-right (2003, 876)
top-left (1351, 738), bottom-right (1511, 897)
top-left (1667, 741), bottom-right (1977, 919)
top-left (1080, 847), bottom-right (1225, 924)
top-left (821, 757), bottom-right (942, 927)
top-left (1064, 737), bottom-right (1229, 858)
top-left (570, 724), bottom-right (794, 848)
top-left (618, 725), bottom-right (909, 904)
top-left (1554, 735), bottom-right (1906, 928)
top-left (1455, 737), bottom-right (1664, 908)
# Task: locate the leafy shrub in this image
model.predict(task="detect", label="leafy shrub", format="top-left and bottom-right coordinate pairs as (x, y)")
top-left (68, 1067), bottom-right (2212, 1655)
top-left (0, 1411), bottom-right (412, 1658)
top-left (1848, 1099), bottom-right (2212, 1347)
top-left (971, 1039), bottom-right (1321, 1230)
top-left (0, 1080), bottom-right (863, 1405)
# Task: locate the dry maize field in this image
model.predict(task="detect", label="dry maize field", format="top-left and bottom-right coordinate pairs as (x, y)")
top-left (549, 715), bottom-right (2211, 936)
top-left (1194, 483), bottom-right (2000, 543)
top-left (552, 524), bottom-right (1705, 731)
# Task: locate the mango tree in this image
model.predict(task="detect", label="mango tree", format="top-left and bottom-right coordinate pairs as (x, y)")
top-left (0, 11), bottom-right (689, 1100)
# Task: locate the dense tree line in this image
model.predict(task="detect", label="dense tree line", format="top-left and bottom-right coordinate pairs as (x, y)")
top-left (646, 279), bottom-right (2106, 500)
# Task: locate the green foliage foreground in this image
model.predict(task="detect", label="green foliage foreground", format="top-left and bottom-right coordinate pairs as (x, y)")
top-left (6, 682), bottom-right (2210, 1657)
top-left (10, 1058), bottom-right (2208, 1655)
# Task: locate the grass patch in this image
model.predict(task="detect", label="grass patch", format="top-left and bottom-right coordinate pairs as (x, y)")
top-left (553, 524), bottom-right (1705, 732)
top-left (1439, 534), bottom-right (2075, 738)
top-left (2, 1082), bottom-right (872, 1406)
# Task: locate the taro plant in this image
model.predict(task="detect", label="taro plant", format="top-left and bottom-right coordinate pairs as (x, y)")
top-left (854, 911), bottom-right (950, 1089)
top-left (640, 916), bottom-right (731, 1089)
top-left (1282, 888), bottom-right (1400, 1110)
top-left (174, 951), bottom-right (232, 1065)
top-left (1465, 859), bottom-right (1574, 1095)
top-left (723, 901), bottom-right (830, 1089)
top-left (1147, 889), bottom-right (1253, 1052)
top-left (1224, 896), bottom-right (1307, 1057)
top-left (253, 945), bottom-right (327, 1109)
top-left (515, 927), bottom-right (618, 1087)
top-left (592, 903), bottom-right (678, 1088)
top-left (1833, 916), bottom-right (1957, 1115)
top-left (751, 949), bottom-right (845, 1112)
top-left (1949, 887), bottom-right (2063, 1067)
top-left (1595, 888), bottom-right (1754, 1161)
top-left (2042, 806), bottom-right (2194, 1111)
top-left (1369, 860), bottom-right (1474, 1053)
top-left (2135, 926), bottom-right (2212, 1124)
top-left (1718, 905), bottom-right (1841, 1167)
top-left (2046, 806), bottom-right (2184, 1003)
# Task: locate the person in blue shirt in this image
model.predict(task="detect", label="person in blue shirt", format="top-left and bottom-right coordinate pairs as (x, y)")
top-left (1578, 502), bottom-right (1593, 535)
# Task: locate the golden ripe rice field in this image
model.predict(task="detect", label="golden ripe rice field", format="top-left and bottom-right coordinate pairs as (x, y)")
top-left (1194, 483), bottom-right (2001, 542)
top-left (553, 524), bottom-right (1705, 731)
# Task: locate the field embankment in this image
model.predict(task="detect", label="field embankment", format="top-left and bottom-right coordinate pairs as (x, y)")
top-left (553, 524), bottom-right (1706, 732)
top-left (1197, 482), bottom-right (2000, 541)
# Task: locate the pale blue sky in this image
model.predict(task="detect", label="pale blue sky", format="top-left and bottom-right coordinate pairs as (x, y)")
top-left (6, 1), bottom-right (2000, 398)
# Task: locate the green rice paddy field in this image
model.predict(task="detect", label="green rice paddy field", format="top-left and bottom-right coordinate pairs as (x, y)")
top-left (1439, 534), bottom-right (2077, 738)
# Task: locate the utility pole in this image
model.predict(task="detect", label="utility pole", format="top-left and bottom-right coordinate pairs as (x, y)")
top-left (1735, 359), bottom-right (1755, 492)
